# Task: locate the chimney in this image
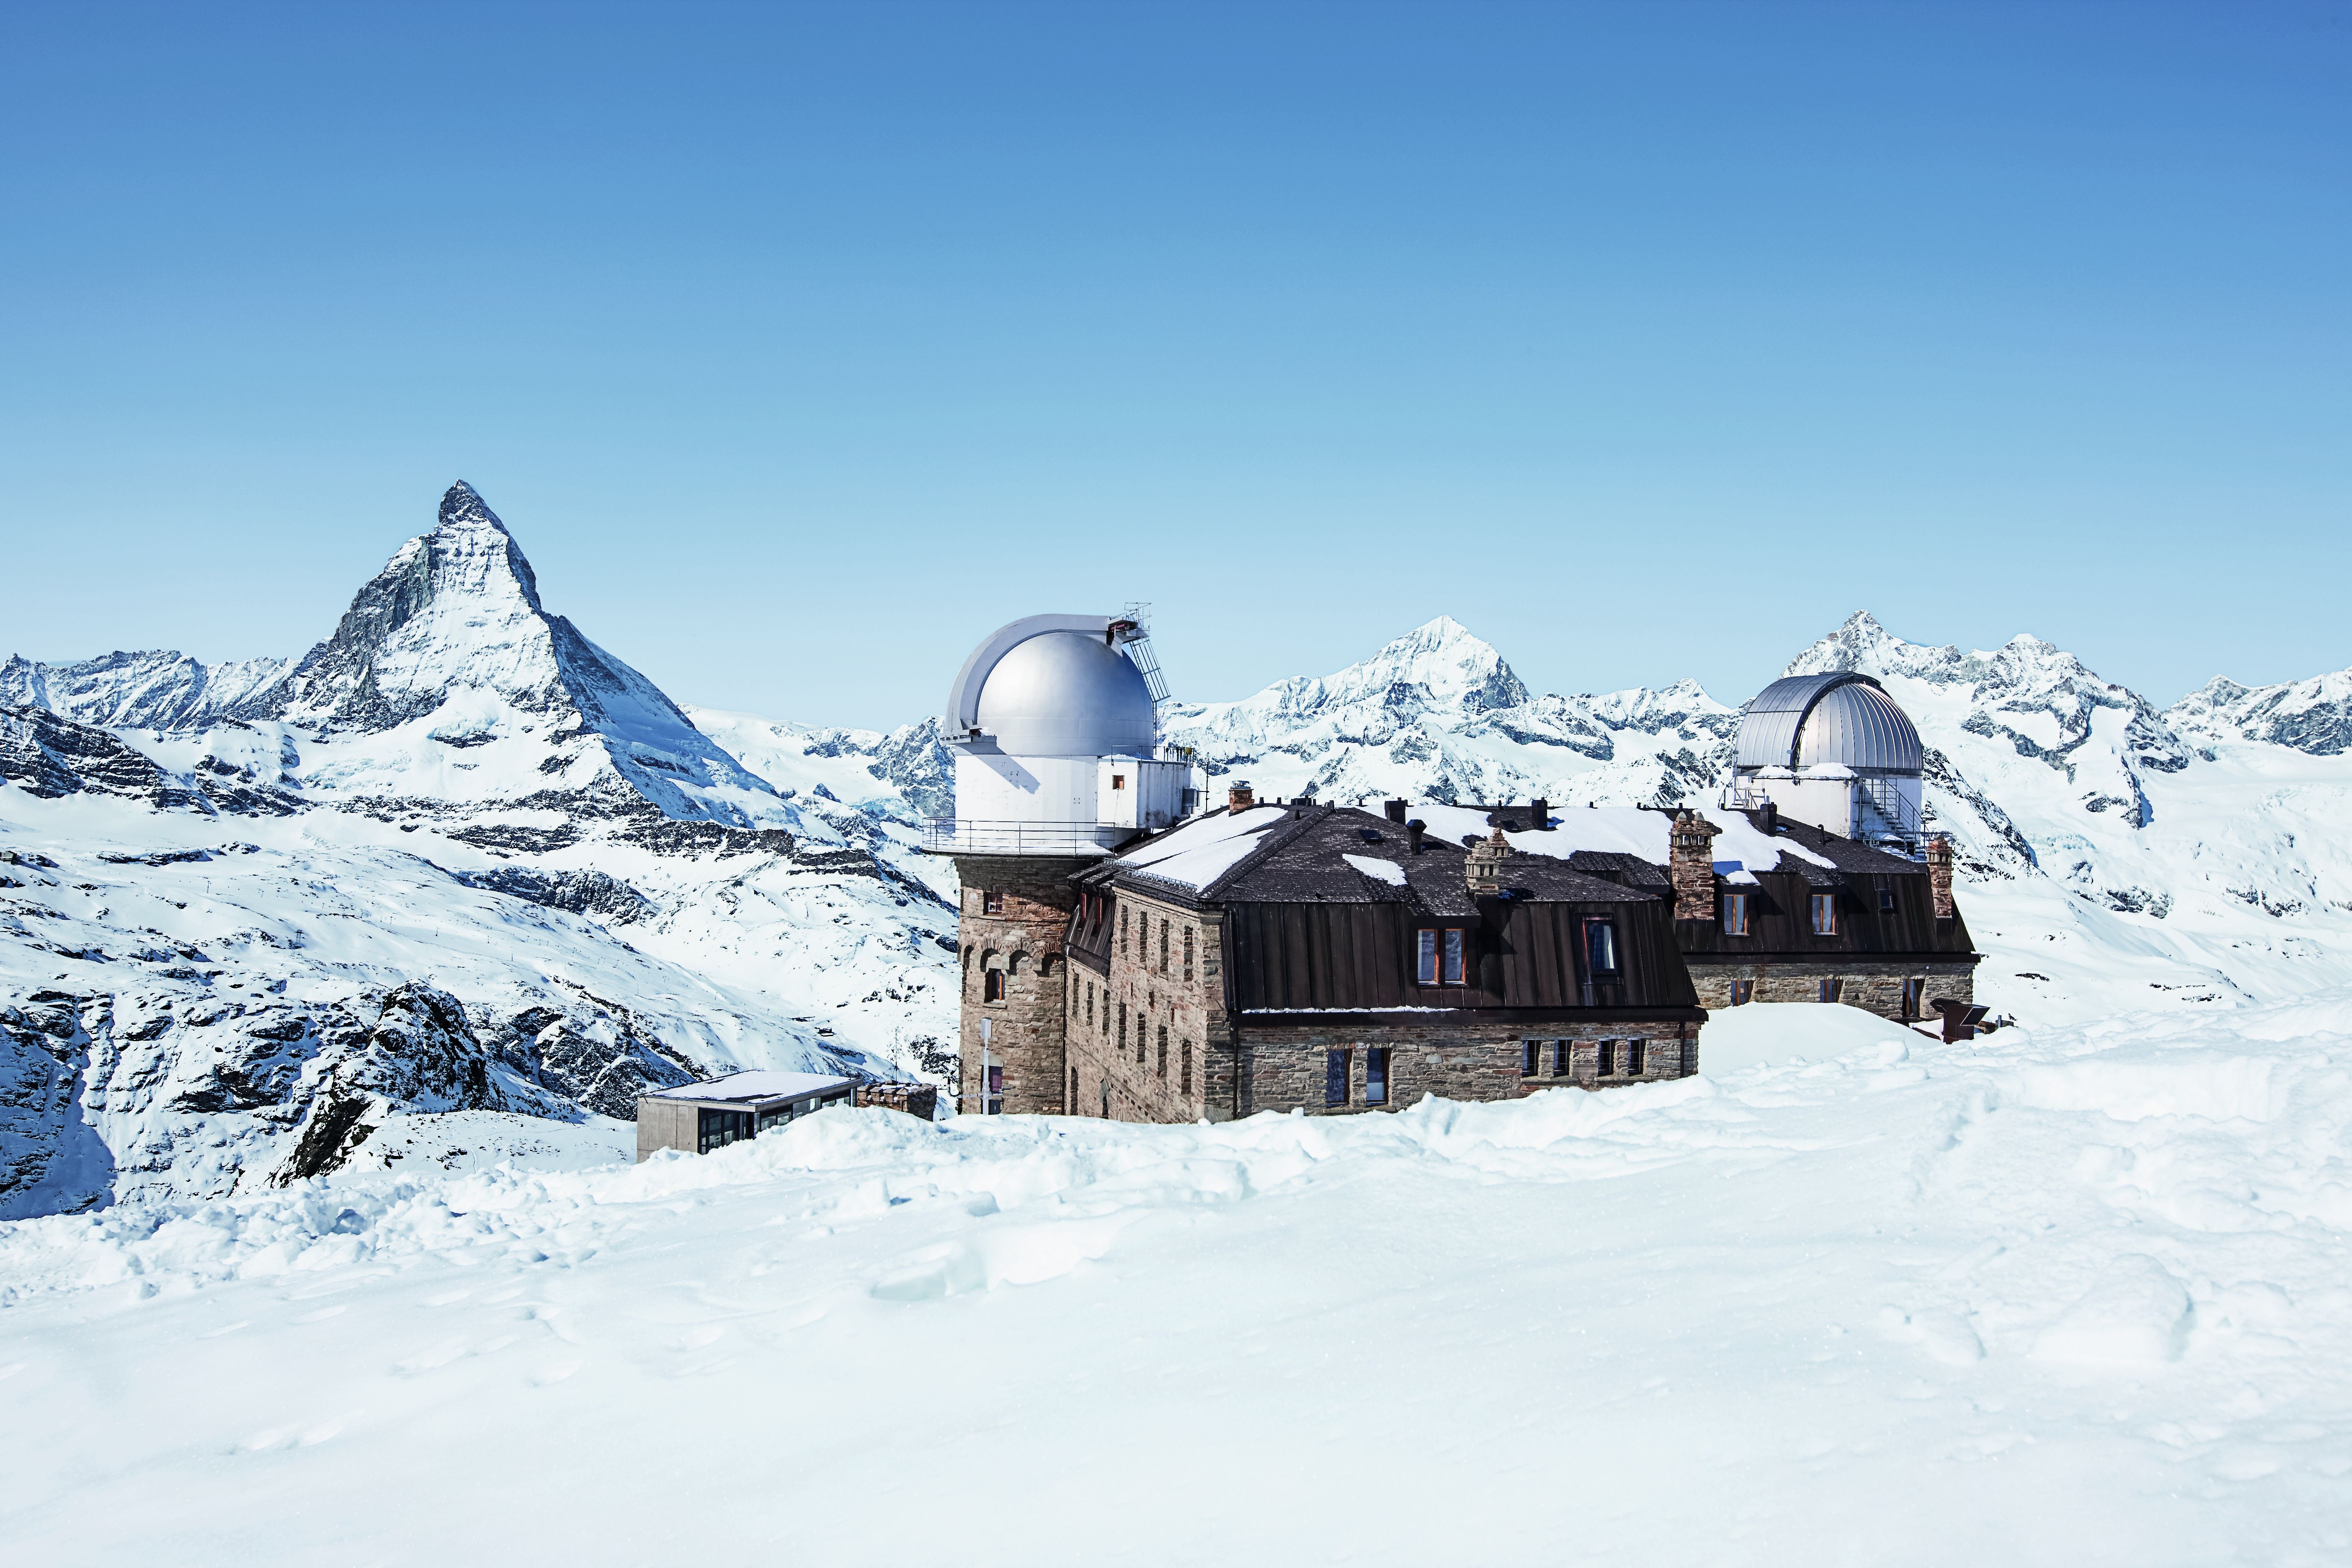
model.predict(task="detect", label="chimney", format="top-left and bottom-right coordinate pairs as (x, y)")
top-left (1466, 825), bottom-right (1512, 895)
top-left (1925, 834), bottom-right (1955, 919)
top-left (1228, 781), bottom-right (1255, 813)
top-left (1669, 810), bottom-right (1721, 922)
top-left (1406, 818), bottom-right (1426, 855)
top-left (1762, 801), bottom-right (1779, 834)
top-left (1529, 797), bottom-right (1550, 830)
top-left (1384, 799), bottom-right (1408, 824)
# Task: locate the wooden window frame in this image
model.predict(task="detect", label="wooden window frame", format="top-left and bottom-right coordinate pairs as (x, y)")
top-left (1520, 1039), bottom-right (1539, 1077)
top-left (981, 888), bottom-right (1004, 915)
top-left (1810, 893), bottom-right (1836, 936)
top-left (983, 969), bottom-right (1006, 1003)
top-left (1325, 1048), bottom-right (1351, 1107)
top-left (1363, 1047), bottom-right (1388, 1105)
top-left (1553, 1039), bottom-right (1572, 1076)
top-left (1629, 1039), bottom-right (1646, 1075)
top-left (1598, 1039), bottom-right (1617, 1076)
top-left (1730, 979), bottom-right (1755, 1006)
top-left (1722, 893), bottom-right (1750, 937)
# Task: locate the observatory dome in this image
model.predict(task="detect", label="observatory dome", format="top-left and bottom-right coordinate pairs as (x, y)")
top-left (971, 630), bottom-right (1157, 758)
top-left (1735, 673), bottom-right (1922, 775)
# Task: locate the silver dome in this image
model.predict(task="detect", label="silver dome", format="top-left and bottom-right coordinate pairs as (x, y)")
top-left (1735, 672), bottom-right (1921, 774)
top-left (968, 628), bottom-right (1157, 757)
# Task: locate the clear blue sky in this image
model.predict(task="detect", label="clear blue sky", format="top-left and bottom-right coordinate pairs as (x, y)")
top-left (4, 2), bottom-right (2345, 727)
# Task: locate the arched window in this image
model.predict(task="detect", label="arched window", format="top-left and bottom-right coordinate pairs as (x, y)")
top-left (1008, 952), bottom-right (1028, 976)
top-left (984, 970), bottom-right (1006, 1003)
top-left (1041, 954), bottom-right (1060, 977)
top-left (961, 945), bottom-right (973, 969)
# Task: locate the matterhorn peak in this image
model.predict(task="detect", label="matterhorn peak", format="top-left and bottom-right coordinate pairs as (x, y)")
top-left (437, 480), bottom-right (509, 534)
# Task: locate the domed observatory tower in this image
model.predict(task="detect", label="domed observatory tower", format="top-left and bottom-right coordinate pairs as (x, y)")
top-left (926, 613), bottom-right (1203, 1115)
top-left (1725, 673), bottom-right (1926, 855)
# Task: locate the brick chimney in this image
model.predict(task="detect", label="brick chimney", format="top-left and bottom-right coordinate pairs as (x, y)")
top-left (1228, 781), bottom-right (1255, 813)
top-left (1466, 825), bottom-right (1512, 895)
top-left (1383, 799), bottom-right (1408, 824)
top-left (1669, 810), bottom-right (1721, 922)
top-left (1925, 834), bottom-right (1955, 919)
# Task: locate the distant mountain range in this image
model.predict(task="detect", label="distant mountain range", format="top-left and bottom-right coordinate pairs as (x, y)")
top-left (7, 481), bottom-right (2349, 1217)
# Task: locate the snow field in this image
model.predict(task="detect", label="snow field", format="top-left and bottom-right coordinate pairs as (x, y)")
top-left (4, 1002), bottom-right (2349, 1565)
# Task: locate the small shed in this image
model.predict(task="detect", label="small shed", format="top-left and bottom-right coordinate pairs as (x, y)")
top-left (635, 1071), bottom-right (856, 1162)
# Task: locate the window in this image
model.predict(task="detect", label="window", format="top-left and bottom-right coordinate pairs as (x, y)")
top-left (1156, 1024), bottom-right (1168, 1078)
top-left (982, 888), bottom-right (1003, 915)
top-left (1730, 980), bottom-right (1755, 1006)
top-left (1120, 908), bottom-right (1129, 957)
top-left (1326, 1049), bottom-right (1351, 1106)
top-left (1553, 1040), bottom-right (1571, 1076)
top-left (1811, 894), bottom-right (1836, 936)
top-left (985, 1064), bottom-right (1004, 1115)
top-left (1598, 1039), bottom-right (1617, 1076)
top-left (1085, 984), bottom-right (1094, 1026)
top-left (1722, 893), bottom-right (1750, 936)
top-left (1521, 1040), bottom-right (1539, 1077)
top-left (1159, 922), bottom-right (1169, 975)
top-left (1181, 1042), bottom-right (1192, 1094)
top-left (1628, 1039), bottom-right (1646, 1075)
top-left (1364, 1048), bottom-right (1388, 1105)
top-left (1070, 1067), bottom-right (1078, 1107)
top-left (1111, 773), bottom-right (1126, 790)
top-left (984, 969), bottom-right (1006, 1003)
top-left (1183, 928), bottom-right (1195, 981)
top-left (1878, 887), bottom-right (1897, 913)
top-left (1902, 977), bottom-right (1924, 1019)
top-left (1586, 920), bottom-right (1620, 977)
top-left (1819, 977), bottom-right (1843, 1004)
top-left (1416, 928), bottom-right (1470, 985)
top-left (1117, 1001), bottom-right (1127, 1050)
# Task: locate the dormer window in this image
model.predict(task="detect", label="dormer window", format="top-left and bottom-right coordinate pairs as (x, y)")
top-left (1586, 920), bottom-right (1620, 977)
top-left (1416, 928), bottom-right (1467, 986)
top-left (1878, 887), bottom-right (1897, 912)
top-left (1810, 894), bottom-right (1836, 936)
top-left (1722, 893), bottom-right (1750, 936)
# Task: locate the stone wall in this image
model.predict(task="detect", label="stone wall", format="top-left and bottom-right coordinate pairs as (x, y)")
top-left (952, 853), bottom-right (1092, 1116)
top-left (1686, 958), bottom-right (1974, 1020)
top-left (1228, 1018), bottom-right (1700, 1117)
top-left (854, 1082), bottom-right (940, 1120)
top-left (1066, 888), bottom-right (1229, 1124)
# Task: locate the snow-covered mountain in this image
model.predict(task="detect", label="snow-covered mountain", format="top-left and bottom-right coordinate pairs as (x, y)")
top-left (11, 487), bottom-right (2352, 1224)
top-left (2, 484), bottom-right (958, 1218)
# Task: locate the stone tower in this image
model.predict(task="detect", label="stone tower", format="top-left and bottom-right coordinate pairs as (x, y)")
top-left (926, 614), bottom-right (1196, 1116)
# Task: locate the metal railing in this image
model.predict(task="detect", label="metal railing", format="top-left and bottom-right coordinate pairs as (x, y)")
top-left (921, 818), bottom-right (1130, 855)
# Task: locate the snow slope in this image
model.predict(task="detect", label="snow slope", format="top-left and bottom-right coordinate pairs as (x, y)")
top-left (4, 999), bottom-right (2348, 1565)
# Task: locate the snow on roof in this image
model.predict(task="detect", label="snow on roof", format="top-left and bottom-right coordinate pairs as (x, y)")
top-left (1401, 804), bottom-right (1834, 876)
top-left (1340, 852), bottom-right (1407, 887)
top-left (650, 1070), bottom-right (855, 1104)
top-left (1112, 805), bottom-right (1291, 891)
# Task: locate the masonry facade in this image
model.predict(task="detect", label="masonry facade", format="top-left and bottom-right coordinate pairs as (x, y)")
top-left (951, 852), bottom-right (1092, 1116)
top-left (1061, 799), bottom-right (1707, 1122)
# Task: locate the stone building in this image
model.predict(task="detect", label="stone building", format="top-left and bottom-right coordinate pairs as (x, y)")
top-left (1062, 792), bottom-right (1707, 1122)
top-left (926, 611), bottom-right (1982, 1124)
